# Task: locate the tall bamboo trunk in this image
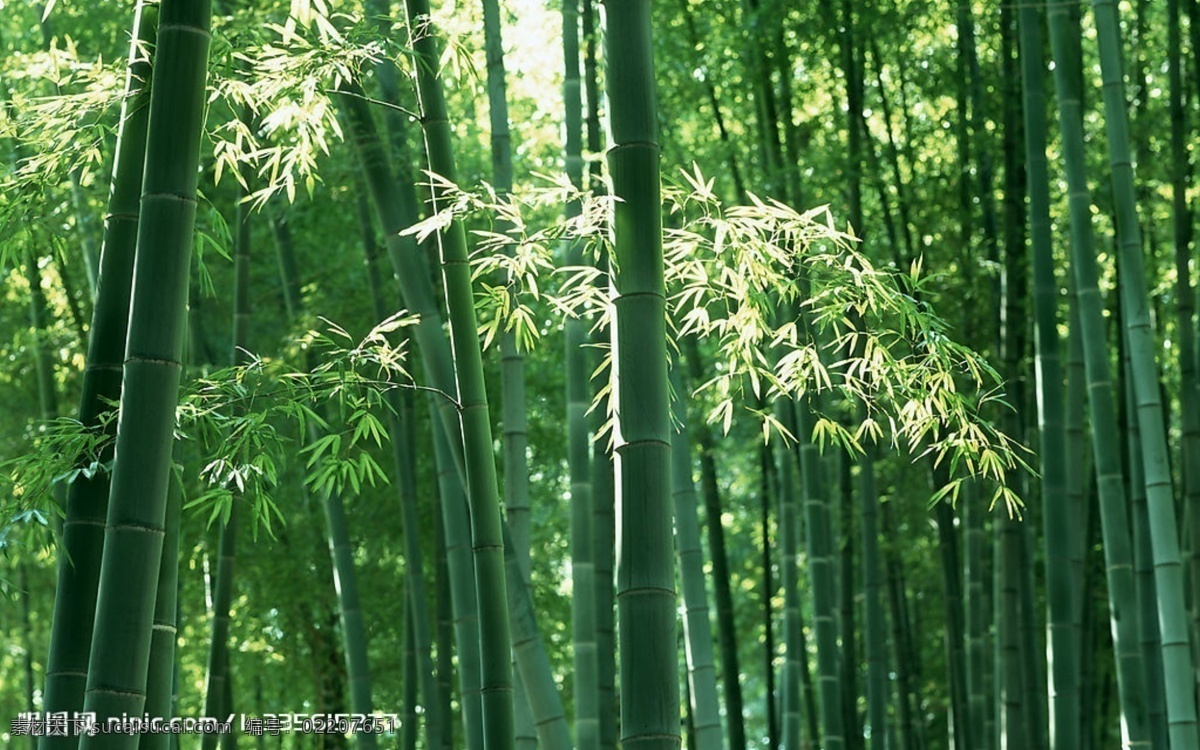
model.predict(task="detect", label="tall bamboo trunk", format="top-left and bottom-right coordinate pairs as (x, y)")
top-left (202, 137), bottom-right (254, 750)
top-left (796, 401), bottom-right (845, 750)
top-left (479, 0), bottom-right (538, 737)
top-left (1091, 0), bottom-right (1199, 739)
top-left (357, 191), bottom-right (444, 750)
top-left (580, 2), bottom-right (616, 741)
top-left (563, 0), bottom-right (600, 745)
top-left (78, 1), bottom-right (211, 747)
top-left (775, 408), bottom-right (804, 750)
top-left (604, 2), bottom-right (678, 748)
top-left (682, 338), bottom-right (746, 750)
top-left (1015, 6), bottom-right (1076, 749)
top-left (39, 8), bottom-right (156, 745)
top-left (669, 360), bottom-right (724, 750)
top-left (137, 464), bottom-right (178, 750)
top-left (402, 0), bottom-right (516, 744)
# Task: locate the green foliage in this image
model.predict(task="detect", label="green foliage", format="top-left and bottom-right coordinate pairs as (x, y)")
top-left (1, 313), bottom-right (421, 541)
top-left (404, 164), bottom-right (1028, 513)
top-left (0, 42), bottom-right (124, 254)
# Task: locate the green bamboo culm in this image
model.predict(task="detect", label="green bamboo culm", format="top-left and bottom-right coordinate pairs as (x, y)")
top-left (78, 0), bottom-right (211, 747)
top-left (564, 0), bottom-right (600, 746)
top-left (39, 7), bottom-right (156, 746)
top-left (202, 131), bottom-right (253, 750)
top-left (604, 2), bottom-right (679, 748)
top-left (479, 0), bottom-right (539, 739)
top-left (357, 191), bottom-right (444, 750)
top-left (774, 402), bottom-right (803, 750)
top-left (401, 0), bottom-right (515, 746)
top-left (1044, 0), bottom-right (1149, 744)
top-left (668, 360), bottom-right (723, 750)
top-left (1015, 6), bottom-right (1077, 749)
top-left (335, 89), bottom-right (486, 750)
top-left (1090, 0), bottom-right (1200, 744)
top-left (1167, 0), bottom-right (1200, 667)
top-left (138, 469), bottom-right (182, 750)
top-left (796, 401), bottom-right (846, 750)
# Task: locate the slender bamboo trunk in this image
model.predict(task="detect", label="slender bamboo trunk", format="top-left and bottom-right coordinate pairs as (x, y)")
top-left (934, 500), bottom-right (971, 750)
top-left (604, 2), bottom-right (678, 747)
top-left (857, 429), bottom-right (887, 750)
top-left (580, 3), bottom-right (616, 741)
top-left (760, 443), bottom-right (779, 750)
top-left (78, 1), bottom-right (211, 746)
top-left (19, 562), bottom-right (37, 750)
top-left (403, 606), bottom-right (419, 750)
top-left (401, 0), bottom-right (515, 743)
top-left (963, 486), bottom-right (988, 750)
top-left (683, 338), bottom-right (746, 750)
top-left (774, 409), bottom-right (803, 750)
top-left (201, 506), bottom-right (238, 748)
top-left (996, 512), bottom-right (1024, 750)
top-left (39, 8), bottom-right (156, 744)
top-left (881, 504), bottom-right (924, 750)
top-left (1167, 0), bottom-right (1200, 665)
top-left (1015, 6), bottom-right (1076, 749)
top-left (1123, 350), bottom-right (1169, 748)
top-left (138, 468), bottom-right (180, 750)
top-left (796, 401), bottom-right (845, 750)
top-left (667, 362), bottom-right (722, 750)
top-left (435, 503), bottom-right (455, 750)
top-left (202, 138), bottom-right (254, 750)
top-left (563, 0), bottom-right (600, 744)
top-left (837, 455), bottom-right (861, 750)
top-left (997, 7), bottom-right (1027, 749)
top-left (1045, 0), bottom-right (1153, 743)
top-left (480, 0), bottom-right (538, 733)
top-left (358, 191), bottom-right (443, 750)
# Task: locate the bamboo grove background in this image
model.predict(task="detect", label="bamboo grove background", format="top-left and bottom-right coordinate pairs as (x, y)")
top-left (1, 0), bottom-right (1200, 748)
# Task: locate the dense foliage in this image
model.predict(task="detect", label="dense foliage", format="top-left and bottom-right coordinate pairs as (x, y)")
top-left (2, 0), bottom-right (1198, 749)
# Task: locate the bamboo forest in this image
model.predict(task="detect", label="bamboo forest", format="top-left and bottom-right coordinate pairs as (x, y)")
top-left (6, 0), bottom-right (1200, 747)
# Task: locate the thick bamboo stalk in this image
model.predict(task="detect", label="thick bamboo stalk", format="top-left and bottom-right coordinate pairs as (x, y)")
top-left (604, 2), bottom-right (678, 748)
top-left (1015, 7), bottom-right (1076, 748)
top-left (78, 1), bottom-right (211, 746)
top-left (39, 9), bottom-right (156, 745)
